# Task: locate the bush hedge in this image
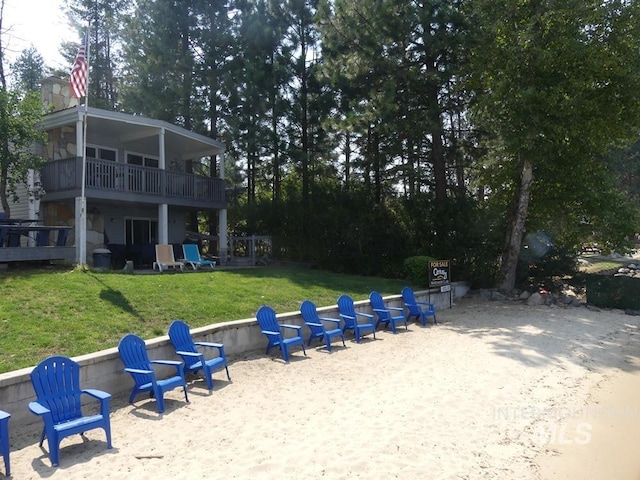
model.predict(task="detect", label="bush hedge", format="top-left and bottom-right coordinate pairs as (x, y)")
top-left (585, 274), bottom-right (640, 310)
top-left (403, 256), bottom-right (437, 287)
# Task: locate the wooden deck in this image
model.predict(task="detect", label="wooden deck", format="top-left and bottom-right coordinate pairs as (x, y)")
top-left (0, 246), bottom-right (75, 263)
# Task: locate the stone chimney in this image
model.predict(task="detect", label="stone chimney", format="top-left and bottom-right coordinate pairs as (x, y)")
top-left (41, 76), bottom-right (80, 112)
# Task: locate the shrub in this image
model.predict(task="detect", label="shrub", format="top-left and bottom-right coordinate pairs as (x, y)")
top-left (403, 256), bottom-right (436, 287)
top-left (586, 274), bottom-right (640, 309)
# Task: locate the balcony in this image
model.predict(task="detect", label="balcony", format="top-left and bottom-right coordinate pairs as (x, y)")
top-left (40, 157), bottom-right (227, 210)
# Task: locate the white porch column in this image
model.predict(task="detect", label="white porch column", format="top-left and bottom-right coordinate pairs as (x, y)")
top-left (218, 153), bottom-right (227, 265)
top-left (219, 209), bottom-right (228, 265)
top-left (74, 117), bottom-right (85, 264)
top-left (158, 128), bottom-right (169, 244)
top-left (158, 204), bottom-right (168, 244)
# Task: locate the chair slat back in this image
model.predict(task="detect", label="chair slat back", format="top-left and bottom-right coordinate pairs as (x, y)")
top-left (118, 334), bottom-right (154, 386)
top-left (300, 300), bottom-right (318, 323)
top-left (30, 356), bottom-right (83, 424)
top-left (369, 291), bottom-right (390, 321)
top-left (401, 287), bottom-right (419, 315)
top-left (168, 320), bottom-right (200, 370)
top-left (337, 295), bottom-right (357, 328)
top-left (256, 305), bottom-right (282, 338)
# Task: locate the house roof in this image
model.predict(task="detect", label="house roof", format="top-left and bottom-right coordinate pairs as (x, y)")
top-left (41, 106), bottom-right (225, 160)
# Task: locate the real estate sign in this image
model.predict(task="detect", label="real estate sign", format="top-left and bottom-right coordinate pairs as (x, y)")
top-left (429, 260), bottom-right (451, 289)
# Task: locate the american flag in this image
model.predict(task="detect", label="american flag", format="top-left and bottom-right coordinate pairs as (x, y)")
top-left (69, 33), bottom-right (88, 98)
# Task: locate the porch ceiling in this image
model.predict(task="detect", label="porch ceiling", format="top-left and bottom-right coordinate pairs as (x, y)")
top-left (41, 106), bottom-right (225, 160)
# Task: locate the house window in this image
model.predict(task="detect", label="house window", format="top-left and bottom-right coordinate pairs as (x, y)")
top-left (126, 153), bottom-right (159, 168)
top-left (126, 153), bottom-right (160, 194)
top-left (86, 146), bottom-right (117, 188)
top-left (86, 146), bottom-right (117, 161)
top-left (125, 218), bottom-right (158, 245)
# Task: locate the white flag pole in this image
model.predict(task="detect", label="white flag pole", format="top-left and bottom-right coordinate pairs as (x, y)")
top-left (79, 23), bottom-right (91, 267)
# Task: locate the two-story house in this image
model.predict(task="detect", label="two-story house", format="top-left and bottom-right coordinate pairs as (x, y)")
top-left (32, 76), bottom-right (228, 267)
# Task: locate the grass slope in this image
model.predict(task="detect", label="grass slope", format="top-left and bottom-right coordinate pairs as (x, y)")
top-left (0, 266), bottom-right (408, 373)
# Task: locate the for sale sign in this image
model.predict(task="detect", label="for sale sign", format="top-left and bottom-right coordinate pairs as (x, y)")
top-left (429, 260), bottom-right (450, 287)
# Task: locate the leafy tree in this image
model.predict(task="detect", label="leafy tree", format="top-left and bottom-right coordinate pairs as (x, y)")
top-left (466, 0), bottom-right (640, 293)
top-left (0, 0), bottom-right (46, 216)
top-left (0, 89), bottom-right (47, 216)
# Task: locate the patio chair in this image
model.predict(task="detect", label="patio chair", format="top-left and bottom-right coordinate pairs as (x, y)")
top-left (28, 356), bottom-right (112, 467)
top-left (182, 243), bottom-right (215, 270)
top-left (256, 305), bottom-right (306, 362)
top-left (300, 300), bottom-right (345, 352)
top-left (118, 334), bottom-right (189, 413)
top-left (401, 286), bottom-right (437, 326)
top-left (0, 410), bottom-right (9, 476)
top-left (168, 319), bottom-right (231, 392)
top-left (337, 294), bottom-right (376, 343)
top-left (153, 244), bottom-right (185, 272)
top-left (369, 291), bottom-right (408, 334)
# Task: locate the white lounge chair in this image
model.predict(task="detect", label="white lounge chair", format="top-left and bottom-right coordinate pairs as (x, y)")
top-left (153, 244), bottom-right (185, 272)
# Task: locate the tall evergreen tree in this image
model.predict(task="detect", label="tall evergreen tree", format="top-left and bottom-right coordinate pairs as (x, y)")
top-left (65, 0), bottom-right (125, 110)
top-left (11, 47), bottom-right (46, 91)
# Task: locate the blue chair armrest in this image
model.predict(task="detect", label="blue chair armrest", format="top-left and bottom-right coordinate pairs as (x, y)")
top-left (151, 360), bottom-right (182, 366)
top-left (124, 367), bottom-right (153, 375)
top-left (281, 324), bottom-right (302, 333)
top-left (388, 306), bottom-right (405, 312)
top-left (0, 410), bottom-right (9, 421)
top-left (176, 351), bottom-right (203, 358)
top-left (373, 308), bottom-right (387, 313)
top-left (356, 312), bottom-right (374, 320)
top-left (28, 401), bottom-right (50, 416)
top-left (339, 314), bottom-right (356, 321)
top-left (319, 317), bottom-right (342, 328)
top-left (416, 301), bottom-right (435, 308)
top-left (151, 360), bottom-right (185, 377)
top-left (305, 321), bottom-right (323, 328)
top-left (195, 341), bottom-right (224, 349)
top-left (82, 389), bottom-right (111, 401)
top-left (261, 330), bottom-right (280, 336)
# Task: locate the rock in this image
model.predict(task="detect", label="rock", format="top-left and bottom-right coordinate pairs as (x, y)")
top-left (624, 309), bottom-right (640, 316)
top-left (480, 289), bottom-right (493, 300)
top-left (519, 291), bottom-right (531, 300)
top-left (527, 292), bottom-right (545, 306)
top-left (491, 291), bottom-right (509, 301)
top-left (586, 304), bottom-right (601, 312)
top-left (560, 295), bottom-right (574, 305)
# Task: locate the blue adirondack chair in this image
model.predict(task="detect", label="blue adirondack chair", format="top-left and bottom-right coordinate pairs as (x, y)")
top-left (28, 356), bottom-right (112, 467)
top-left (337, 294), bottom-right (376, 343)
top-left (0, 410), bottom-right (10, 476)
top-left (369, 291), bottom-right (408, 334)
top-left (256, 305), bottom-right (306, 362)
top-left (118, 334), bottom-right (189, 413)
top-left (182, 244), bottom-right (215, 270)
top-left (168, 319), bottom-right (231, 392)
top-left (401, 286), bottom-right (437, 326)
top-left (300, 300), bottom-right (345, 352)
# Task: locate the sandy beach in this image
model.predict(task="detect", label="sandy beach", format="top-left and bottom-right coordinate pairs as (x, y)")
top-left (6, 295), bottom-right (640, 479)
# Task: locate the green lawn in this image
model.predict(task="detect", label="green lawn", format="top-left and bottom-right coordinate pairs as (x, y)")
top-left (0, 266), bottom-right (408, 373)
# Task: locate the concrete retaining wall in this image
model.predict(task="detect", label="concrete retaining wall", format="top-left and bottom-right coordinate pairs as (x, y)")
top-left (0, 285), bottom-right (466, 430)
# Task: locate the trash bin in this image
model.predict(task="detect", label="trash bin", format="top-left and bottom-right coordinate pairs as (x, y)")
top-left (92, 248), bottom-right (111, 270)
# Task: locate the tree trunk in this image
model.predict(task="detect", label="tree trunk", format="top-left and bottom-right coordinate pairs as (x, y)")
top-left (0, 163), bottom-right (10, 217)
top-left (498, 158), bottom-right (534, 294)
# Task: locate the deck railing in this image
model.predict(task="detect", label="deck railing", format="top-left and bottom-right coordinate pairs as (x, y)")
top-left (41, 157), bottom-right (226, 207)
